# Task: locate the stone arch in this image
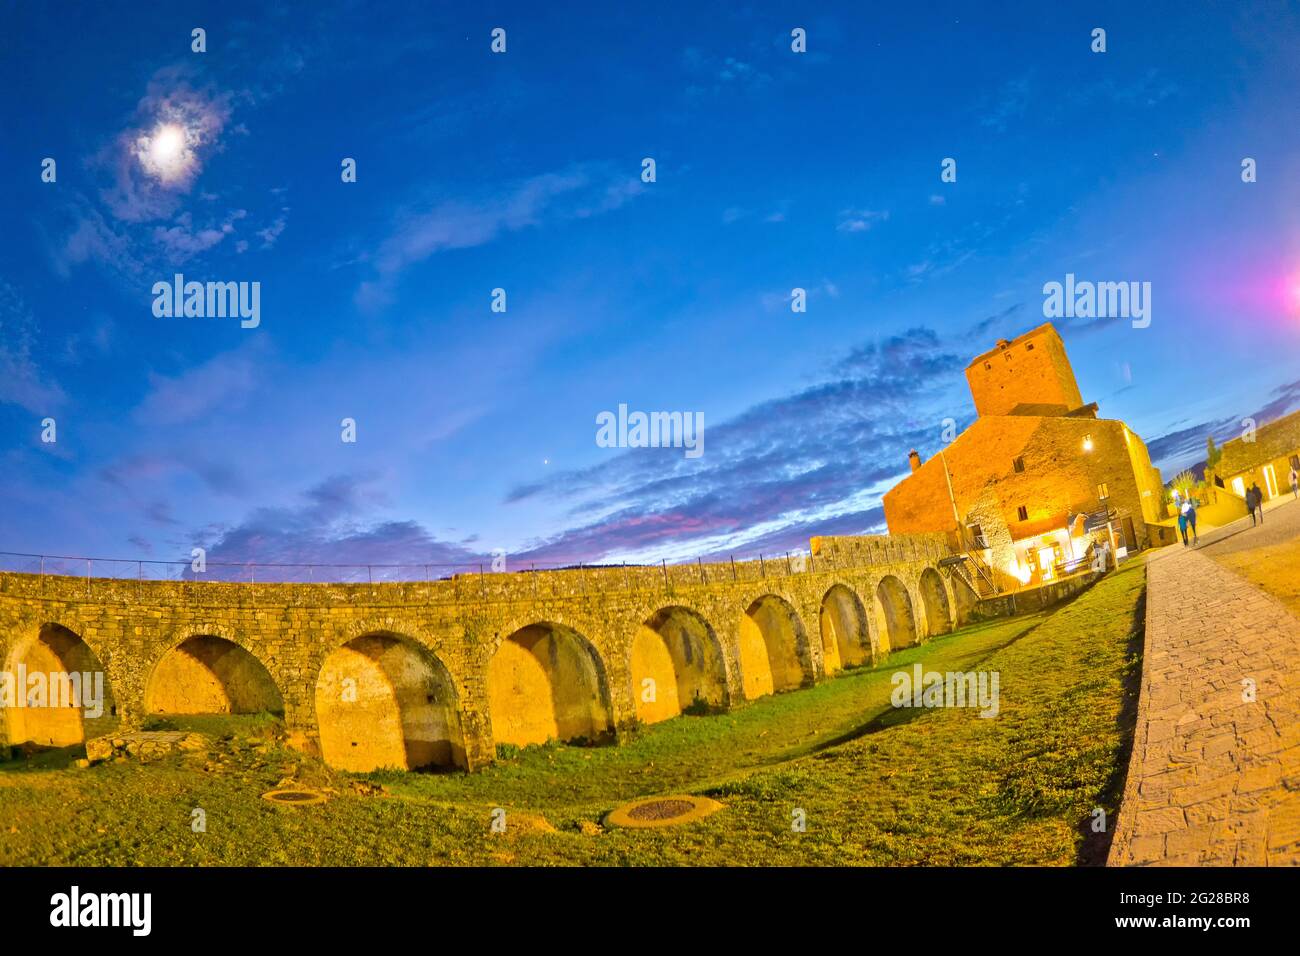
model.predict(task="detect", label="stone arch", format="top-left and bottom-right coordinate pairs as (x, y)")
top-left (144, 635), bottom-right (284, 716)
top-left (819, 584), bottom-right (872, 673)
top-left (4, 623), bottom-right (118, 747)
top-left (918, 567), bottom-right (954, 637)
top-left (315, 632), bottom-right (465, 772)
top-left (630, 606), bottom-right (729, 724)
top-left (874, 575), bottom-right (918, 652)
top-left (950, 574), bottom-right (978, 624)
top-left (487, 622), bottom-right (614, 748)
top-left (737, 594), bottom-right (812, 700)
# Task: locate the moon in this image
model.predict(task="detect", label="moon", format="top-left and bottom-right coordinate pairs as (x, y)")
top-left (136, 121), bottom-right (194, 184)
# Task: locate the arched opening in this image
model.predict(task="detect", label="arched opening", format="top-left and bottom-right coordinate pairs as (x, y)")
top-left (874, 576), bottom-right (918, 652)
top-left (737, 594), bottom-right (810, 701)
top-left (4, 624), bottom-right (118, 747)
top-left (819, 584), bottom-right (872, 674)
top-left (315, 633), bottom-right (465, 772)
top-left (631, 606), bottom-right (729, 724)
top-left (145, 635), bottom-right (283, 716)
top-left (918, 567), bottom-right (954, 637)
top-left (487, 622), bottom-right (613, 748)
top-left (951, 574), bottom-right (979, 624)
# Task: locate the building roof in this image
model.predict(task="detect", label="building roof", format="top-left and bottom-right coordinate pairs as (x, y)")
top-left (965, 322), bottom-right (1060, 370)
top-left (1218, 408), bottom-right (1300, 477)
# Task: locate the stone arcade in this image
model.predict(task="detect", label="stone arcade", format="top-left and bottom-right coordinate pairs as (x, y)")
top-left (0, 534), bottom-right (972, 772)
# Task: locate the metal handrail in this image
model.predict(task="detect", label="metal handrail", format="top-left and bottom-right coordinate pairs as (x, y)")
top-left (0, 538), bottom-right (950, 587)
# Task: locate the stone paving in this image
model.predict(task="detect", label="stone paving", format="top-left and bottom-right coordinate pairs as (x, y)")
top-left (1109, 501), bottom-right (1300, 866)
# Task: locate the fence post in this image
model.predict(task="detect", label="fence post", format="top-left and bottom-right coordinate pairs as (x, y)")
top-left (622, 562), bottom-right (629, 593)
top-left (86, 559), bottom-right (91, 599)
top-left (759, 554), bottom-right (765, 578)
top-left (697, 557), bottom-right (705, 585)
top-left (661, 558), bottom-right (670, 593)
top-left (479, 563), bottom-right (485, 601)
top-left (730, 555), bottom-right (736, 581)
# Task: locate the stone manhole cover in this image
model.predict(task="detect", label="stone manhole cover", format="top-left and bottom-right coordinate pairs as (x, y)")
top-left (604, 795), bottom-right (723, 829)
top-left (261, 788), bottom-right (327, 806)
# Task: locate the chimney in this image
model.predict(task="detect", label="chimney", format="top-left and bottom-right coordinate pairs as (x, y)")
top-left (908, 449), bottom-right (922, 473)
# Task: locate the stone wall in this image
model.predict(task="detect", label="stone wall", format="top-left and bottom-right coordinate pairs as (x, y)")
top-left (0, 539), bottom-right (974, 772)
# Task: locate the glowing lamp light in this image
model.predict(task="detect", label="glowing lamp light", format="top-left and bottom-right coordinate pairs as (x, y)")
top-left (1082, 435), bottom-right (1094, 452)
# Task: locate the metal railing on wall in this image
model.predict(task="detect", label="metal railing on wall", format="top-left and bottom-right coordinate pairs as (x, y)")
top-left (0, 535), bottom-right (953, 605)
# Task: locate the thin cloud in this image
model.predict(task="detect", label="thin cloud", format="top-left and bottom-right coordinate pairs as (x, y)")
top-left (356, 165), bottom-right (644, 311)
top-left (504, 328), bottom-right (967, 564)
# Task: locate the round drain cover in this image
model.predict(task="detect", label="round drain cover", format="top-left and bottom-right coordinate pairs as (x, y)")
top-left (604, 795), bottom-right (723, 829)
top-left (261, 788), bottom-right (327, 806)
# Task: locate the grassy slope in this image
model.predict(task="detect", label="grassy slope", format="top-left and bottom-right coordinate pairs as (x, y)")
top-left (0, 562), bottom-right (1145, 866)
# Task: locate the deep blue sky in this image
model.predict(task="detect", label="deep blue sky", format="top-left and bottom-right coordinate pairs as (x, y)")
top-left (3, 0), bottom-right (1299, 576)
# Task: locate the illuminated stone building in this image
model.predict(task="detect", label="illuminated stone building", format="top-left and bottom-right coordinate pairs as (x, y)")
top-left (883, 323), bottom-right (1166, 586)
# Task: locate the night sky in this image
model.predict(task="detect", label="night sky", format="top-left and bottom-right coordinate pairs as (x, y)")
top-left (3, 1), bottom-right (1299, 576)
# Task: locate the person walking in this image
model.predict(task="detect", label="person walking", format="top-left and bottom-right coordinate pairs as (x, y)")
top-left (1250, 482), bottom-right (1265, 525)
top-left (1186, 495), bottom-right (1199, 545)
top-left (1290, 465), bottom-right (1298, 500)
top-left (1245, 484), bottom-right (1258, 526)
top-left (1177, 499), bottom-right (1190, 545)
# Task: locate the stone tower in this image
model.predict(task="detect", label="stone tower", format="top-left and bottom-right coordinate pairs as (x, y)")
top-left (964, 323), bottom-right (1084, 418)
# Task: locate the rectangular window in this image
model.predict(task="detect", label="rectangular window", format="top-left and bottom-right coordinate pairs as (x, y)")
top-left (1098, 482), bottom-right (1110, 500)
top-left (1017, 505), bottom-right (1028, 521)
top-left (1013, 457), bottom-right (1025, 473)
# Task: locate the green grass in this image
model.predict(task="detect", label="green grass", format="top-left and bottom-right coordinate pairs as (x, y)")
top-left (0, 562), bottom-right (1145, 866)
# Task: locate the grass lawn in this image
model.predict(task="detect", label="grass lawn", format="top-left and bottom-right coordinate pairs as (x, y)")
top-left (0, 561), bottom-right (1146, 866)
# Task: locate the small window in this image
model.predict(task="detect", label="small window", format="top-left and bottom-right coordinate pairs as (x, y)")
top-left (1098, 483), bottom-right (1110, 500)
top-left (984, 362), bottom-right (991, 370)
top-left (1026, 342), bottom-right (1035, 351)
top-left (1004, 352), bottom-right (1013, 361)
top-left (1017, 505), bottom-right (1029, 521)
top-left (1013, 457), bottom-right (1025, 473)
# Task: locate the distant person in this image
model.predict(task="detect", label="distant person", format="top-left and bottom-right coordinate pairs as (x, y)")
top-left (1177, 500), bottom-right (1190, 546)
top-left (1291, 465), bottom-right (1298, 500)
top-left (1250, 482), bottom-right (1265, 526)
top-left (1185, 496), bottom-right (1199, 545)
